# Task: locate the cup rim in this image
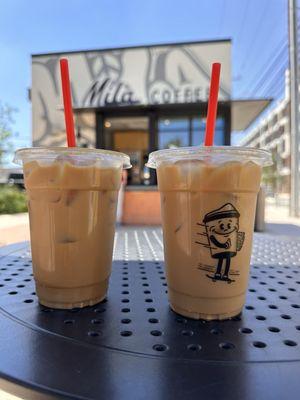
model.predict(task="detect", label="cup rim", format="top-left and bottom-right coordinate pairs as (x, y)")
top-left (14, 147), bottom-right (132, 169)
top-left (146, 146), bottom-right (273, 169)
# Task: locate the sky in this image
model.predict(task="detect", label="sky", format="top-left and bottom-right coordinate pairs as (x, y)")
top-left (0, 0), bottom-right (288, 157)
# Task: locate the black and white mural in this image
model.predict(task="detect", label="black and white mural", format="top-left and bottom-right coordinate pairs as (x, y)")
top-left (31, 41), bottom-right (231, 146)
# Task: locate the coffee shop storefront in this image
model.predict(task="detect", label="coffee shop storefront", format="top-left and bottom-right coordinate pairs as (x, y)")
top-left (31, 40), bottom-right (270, 224)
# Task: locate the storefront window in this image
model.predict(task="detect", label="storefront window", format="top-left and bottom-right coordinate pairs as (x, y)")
top-left (101, 114), bottom-right (226, 185)
top-left (192, 117), bottom-right (225, 146)
top-left (159, 117), bottom-right (225, 149)
top-left (158, 119), bottom-right (189, 149)
top-left (103, 116), bottom-right (149, 185)
top-left (191, 118), bottom-right (205, 145)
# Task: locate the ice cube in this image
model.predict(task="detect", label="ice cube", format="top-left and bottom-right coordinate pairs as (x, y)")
top-left (56, 153), bottom-right (97, 167)
top-left (64, 190), bottom-right (78, 206)
top-left (208, 161), bottom-right (242, 191)
top-left (55, 154), bottom-right (76, 165)
top-left (57, 237), bottom-right (77, 244)
top-left (23, 161), bottom-right (39, 177)
top-left (76, 156), bottom-right (97, 166)
top-left (175, 159), bottom-right (207, 190)
top-left (157, 162), bottom-right (182, 190)
top-left (240, 161), bottom-right (262, 191)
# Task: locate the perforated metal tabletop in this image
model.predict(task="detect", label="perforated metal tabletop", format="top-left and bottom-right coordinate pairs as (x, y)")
top-left (0, 227), bottom-right (299, 399)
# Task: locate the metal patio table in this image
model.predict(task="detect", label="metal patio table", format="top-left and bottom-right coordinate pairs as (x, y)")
top-left (0, 227), bottom-right (299, 400)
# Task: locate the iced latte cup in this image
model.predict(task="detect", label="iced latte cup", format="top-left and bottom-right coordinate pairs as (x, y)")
top-left (147, 147), bottom-right (272, 320)
top-left (14, 148), bottom-right (131, 309)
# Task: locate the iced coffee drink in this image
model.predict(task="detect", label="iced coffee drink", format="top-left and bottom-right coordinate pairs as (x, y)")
top-left (147, 147), bottom-right (272, 320)
top-left (14, 148), bottom-right (131, 309)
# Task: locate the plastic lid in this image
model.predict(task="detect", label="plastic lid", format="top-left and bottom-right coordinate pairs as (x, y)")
top-left (14, 147), bottom-right (132, 169)
top-left (146, 146), bottom-right (273, 169)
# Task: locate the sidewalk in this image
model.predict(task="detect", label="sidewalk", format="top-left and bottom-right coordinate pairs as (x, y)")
top-left (265, 201), bottom-right (300, 237)
top-left (0, 213), bottom-right (30, 247)
top-left (0, 204), bottom-right (300, 248)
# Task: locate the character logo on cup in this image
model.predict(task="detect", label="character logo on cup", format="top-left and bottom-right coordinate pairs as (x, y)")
top-left (196, 203), bottom-right (245, 283)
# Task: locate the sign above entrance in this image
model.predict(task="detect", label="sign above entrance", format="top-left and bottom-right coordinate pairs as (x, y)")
top-left (80, 42), bottom-right (231, 107)
top-left (31, 40), bottom-right (231, 146)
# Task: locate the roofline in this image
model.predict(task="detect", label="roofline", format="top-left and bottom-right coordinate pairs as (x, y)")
top-left (31, 38), bottom-right (232, 57)
top-left (231, 97), bottom-right (273, 104)
top-left (72, 98), bottom-right (272, 113)
top-left (242, 96), bottom-right (287, 139)
top-left (242, 98), bottom-right (273, 131)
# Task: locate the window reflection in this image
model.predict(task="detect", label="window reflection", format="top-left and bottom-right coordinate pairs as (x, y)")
top-left (158, 118), bottom-right (189, 149)
top-left (158, 117), bottom-right (225, 149)
top-left (192, 118), bottom-right (205, 146)
top-left (158, 119), bottom-right (189, 131)
top-left (192, 117), bottom-right (225, 146)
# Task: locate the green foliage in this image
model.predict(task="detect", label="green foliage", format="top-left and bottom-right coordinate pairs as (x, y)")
top-left (164, 138), bottom-right (182, 148)
top-left (262, 152), bottom-right (282, 190)
top-left (0, 185), bottom-right (27, 214)
top-left (0, 102), bottom-right (17, 167)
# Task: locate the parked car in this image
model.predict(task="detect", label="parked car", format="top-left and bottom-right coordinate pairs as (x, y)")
top-left (0, 168), bottom-right (24, 188)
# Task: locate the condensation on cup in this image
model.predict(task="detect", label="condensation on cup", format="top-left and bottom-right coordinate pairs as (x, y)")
top-left (147, 146), bottom-right (272, 320)
top-left (14, 147), bottom-right (131, 309)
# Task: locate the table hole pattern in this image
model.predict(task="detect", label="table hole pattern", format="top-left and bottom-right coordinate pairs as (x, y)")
top-left (0, 230), bottom-right (299, 363)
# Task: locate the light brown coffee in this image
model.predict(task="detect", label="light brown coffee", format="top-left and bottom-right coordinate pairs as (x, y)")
top-left (24, 159), bottom-right (122, 309)
top-left (157, 160), bottom-right (262, 320)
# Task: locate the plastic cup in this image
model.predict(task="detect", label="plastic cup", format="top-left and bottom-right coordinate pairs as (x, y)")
top-left (14, 147), bottom-right (131, 309)
top-left (147, 146), bottom-right (272, 320)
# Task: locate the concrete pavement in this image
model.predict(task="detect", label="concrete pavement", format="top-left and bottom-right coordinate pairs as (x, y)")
top-left (0, 213), bottom-right (30, 247)
top-left (0, 203), bottom-right (299, 248)
top-left (265, 202), bottom-right (300, 237)
top-left (0, 206), bottom-right (298, 399)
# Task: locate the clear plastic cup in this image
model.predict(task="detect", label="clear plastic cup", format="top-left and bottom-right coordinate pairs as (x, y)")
top-left (147, 146), bottom-right (272, 320)
top-left (14, 147), bottom-right (131, 309)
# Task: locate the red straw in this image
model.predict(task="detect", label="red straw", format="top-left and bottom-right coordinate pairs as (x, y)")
top-left (60, 58), bottom-right (76, 147)
top-left (204, 63), bottom-right (221, 146)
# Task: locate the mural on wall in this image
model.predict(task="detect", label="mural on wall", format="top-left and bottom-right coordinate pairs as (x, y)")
top-left (31, 42), bottom-right (231, 146)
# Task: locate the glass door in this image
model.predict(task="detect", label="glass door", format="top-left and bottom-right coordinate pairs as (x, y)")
top-left (158, 116), bottom-right (225, 149)
top-left (103, 116), bottom-right (149, 185)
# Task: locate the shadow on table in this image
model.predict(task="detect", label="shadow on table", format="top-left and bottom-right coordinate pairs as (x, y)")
top-left (265, 223), bottom-right (300, 237)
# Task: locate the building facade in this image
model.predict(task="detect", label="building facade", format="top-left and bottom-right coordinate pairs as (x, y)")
top-left (31, 39), bottom-right (269, 223)
top-left (240, 71), bottom-right (291, 194)
top-left (32, 40), bottom-right (233, 184)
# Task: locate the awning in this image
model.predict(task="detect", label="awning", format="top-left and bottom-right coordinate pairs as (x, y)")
top-left (73, 98), bottom-right (272, 132)
top-left (231, 99), bottom-right (272, 131)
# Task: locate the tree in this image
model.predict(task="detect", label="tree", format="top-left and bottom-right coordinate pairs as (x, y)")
top-left (164, 138), bottom-right (182, 148)
top-left (261, 152), bottom-right (283, 195)
top-left (0, 102), bottom-right (17, 167)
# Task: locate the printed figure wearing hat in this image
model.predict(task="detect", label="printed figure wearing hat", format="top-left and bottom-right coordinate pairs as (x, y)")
top-left (203, 203), bottom-right (245, 283)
